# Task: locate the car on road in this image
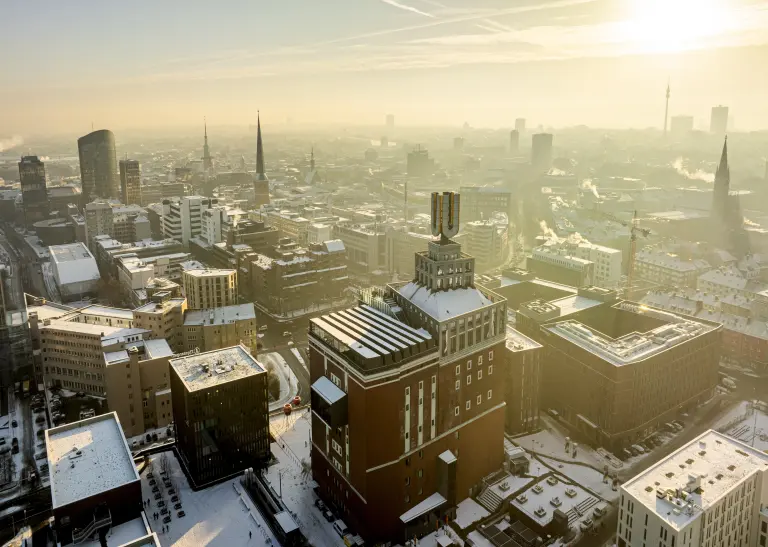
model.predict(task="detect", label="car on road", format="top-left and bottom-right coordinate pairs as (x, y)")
top-left (34, 452), bottom-right (46, 461)
top-left (579, 518), bottom-right (594, 531)
top-left (163, 516), bottom-right (171, 524)
top-left (11, 445), bottom-right (19, 455)
top-left (287, 341), bottom-right (294, 346)
top-left (12, 437), bottom-right (18, 446)
top-left (283, 331), bottom-right (292, 337)
top-left (178, 511), bottom-right (185, 518)
top-left (259, 325), bottom-right (268, 331)
top-left (333, 520), bottom-right (349, 537)
top-left (174, 503), bottom-right (182, 510)
top-left (171, 495), bottom-right (179, 503)
top-left (314, 498), bottom-right (326, 511)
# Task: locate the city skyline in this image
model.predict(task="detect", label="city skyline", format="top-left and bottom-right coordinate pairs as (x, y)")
top-left (3, 0), bottom-right (768, 133)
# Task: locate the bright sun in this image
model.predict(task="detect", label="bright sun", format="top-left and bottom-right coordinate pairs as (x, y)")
top-left (621, 0), bottom-right (730, 54)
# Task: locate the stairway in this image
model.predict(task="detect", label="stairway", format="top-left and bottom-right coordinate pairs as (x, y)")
top-left (566, 496), bottom-right (598, 526)
top-left (477, 487), bottom-right (504, 513)
top-left (72, 513), bottom-right (112, 544)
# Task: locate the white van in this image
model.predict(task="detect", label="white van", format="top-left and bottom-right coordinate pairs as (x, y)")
top-left (333, 520), bottom-right (349, 537)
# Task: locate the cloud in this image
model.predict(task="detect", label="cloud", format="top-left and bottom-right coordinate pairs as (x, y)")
top-left (0, 135), bottom-right (23, 152)
top-left (378, 0), bottom-right (435, 18)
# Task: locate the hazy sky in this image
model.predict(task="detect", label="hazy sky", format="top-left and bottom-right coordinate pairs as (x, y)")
top-left (3, 0), bottom-right (768, 134)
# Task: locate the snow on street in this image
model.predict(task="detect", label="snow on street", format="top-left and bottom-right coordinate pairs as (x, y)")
top-left (261, 352), bottom-right (299, 412)
top-left (715, 400), bottom-right (768, 452)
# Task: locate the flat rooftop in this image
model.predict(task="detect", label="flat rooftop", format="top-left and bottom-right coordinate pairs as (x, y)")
top-left (184, 303), bottom-right (256, 326)
top-left (78, 305), bottom-right (135, 321)
top-left (49, 242), bottom-right (94, 263)
top-left (622, 430), bottom-right (768, 530)
top-left (170, 345), bottom-right (265, 392)
top-left (544, 302), bottom-right (718, 366)
top-left (133, 297), bottom-right (186, 314)
top-left (505, 326), bottom-right (542, 352)
top-left (46, 412), bottom-right (139, 508)
top-left (182, 268), bottom-right (235, 277)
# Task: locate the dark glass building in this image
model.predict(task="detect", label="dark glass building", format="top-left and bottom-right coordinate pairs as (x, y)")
top-left (78, 129), bottom-right (119, 202)
top-left (119, 159), bottom-right (142, 205)
top-left (169, 345), bottom-right (270, 487)
top-left (18, 155), bottom-right (49, 227)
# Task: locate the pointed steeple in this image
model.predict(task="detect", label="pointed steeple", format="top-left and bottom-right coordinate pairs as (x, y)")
top-left (310, 147), bottom-right (315, 171)
top-left (202, 117), bottom-right (212, 172)
top-left (256, 111), bottom-right (267, 181)
top-left (717, 136), bottom-right (729, 179)
top-left (712, 136), bottom-right (730, 219)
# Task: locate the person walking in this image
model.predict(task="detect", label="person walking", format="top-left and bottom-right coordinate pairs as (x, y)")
top-left (249, 531), bottom-right (252, 540)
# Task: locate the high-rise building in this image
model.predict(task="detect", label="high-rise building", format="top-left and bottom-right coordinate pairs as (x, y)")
top-left (509, 129), bottom-right (520, 154)
top-left (181, 268), bottom-right (237, 309)
top-left (84, 200), bottom-right (113, 251)
top-left (78, 129), bottom-right (119, 202)
top-left (161, 195), bottom-right (217, 245)
top-left (182, 303), bottom-right (258, 354)
top-left (253, 113), bottom-right (270, 207)
top-left (710, 105), bottom-right (729, 134)
top-left (119, 159), bottom-right (142, 206)
top-left (309, 192), bottom-right (508, 542)
top-left (531, 133), bottom-right (553, 173)
top-left (617, 429), bottom-right (768, 547)
top-left (407, 146), bottom-right (434, 177)
top-left (670, 115), bottom-right (694, 136)
top-left (663, 82), bottom-right (670, 136)
top-left (386, 113), bottom-right (395, 130)
top-left (170, 345), bottom-right (270, 487)
top-left (18, 155), bottom-right (49, 227)
top-left (515, 118), bottom-right (526, 132)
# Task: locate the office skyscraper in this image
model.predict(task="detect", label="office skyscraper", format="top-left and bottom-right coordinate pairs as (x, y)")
top-left (515, 118), bottom-right (526, 133)
top-left (509, 130), bottom-right (520, 154)
top-left (78, 129), bottom-right (119, 202)
top-left (663, 82), bottom-right (670, 136)
top-left (531, 133), bottom-right (553, 173)
top-left (119, 159), bottom-right (142, 206)
top-left (386, 114), bottom-right (395, 130)
top-left (18, 156), bottom-right (49, 227)
top-left (710, 105), bottom-right (729, 134)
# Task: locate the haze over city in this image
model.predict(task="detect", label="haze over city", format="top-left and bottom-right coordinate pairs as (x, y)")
top-left (4, 0), bottom-right (768, 133)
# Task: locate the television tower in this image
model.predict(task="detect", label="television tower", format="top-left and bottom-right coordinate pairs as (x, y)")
top-left (663, 82), bottom-right (670, 137)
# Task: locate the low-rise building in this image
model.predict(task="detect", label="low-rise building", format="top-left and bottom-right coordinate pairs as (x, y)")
top-left (170, 345), bottom-right (270, 487)
top-left (634, 248), bottom-right (711, 288)
top-left (182, 303), bottom-right (258, 354)
top-left (528, 245), bottom-right (595, 288)
top-left (333, 223), bottom-right (387, 275)
top-left (46, 413), bottom-right (142, 545)
top-left (618, 429), bottom-right (768, 547)
top-left (181, 268), bottom-right (238, 309)
top-left (133, 293), bottom-right (187, 352)
top-left (49, 242), bottom-right (101, 302)
top-left (265, 210), bottom-right (310, 246)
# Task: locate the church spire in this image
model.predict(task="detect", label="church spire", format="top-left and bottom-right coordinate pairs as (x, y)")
top-left (202, 117), bottom-right (212, 172)
top-left (717, 136), bottom-right (729, 180)
top-left (256, 111), bottom-right (267, 181)
top-left (712, 136), bottom-right (730, 220)
top-left (310, 147), bottom-right (315, 171)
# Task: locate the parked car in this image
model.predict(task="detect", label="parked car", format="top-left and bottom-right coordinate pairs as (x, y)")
top-left (168, 489), bottom-right (175, 495)
top-left (34, 452), bottom-right (46, 461)
top-left (163, 516), bottom-right (171, 524)
top-left (171, 495), bottom-right (179, 503)
top-left (333, 520), bottom-right (349, 537)
top-left (12, 437), bottom-right (18, 446)
top-left (177, 511), bottom-right (185, 518)
top-left (160, 507), bottom-right (168, 515)
top-left (152, 486), bottom-right (160, 494)
top-left (11, 445), bottom-right (19, 455)
top-left (174, 503), bottom-right (182, 510)
top-left (314, 498), bottom-right (326, 511)
top-left (157, 501), bottom-right (166, 508)
top-left (323, 509), bottom-right (335, 522)
top-left (579, 518), bottom-right (594, 531)
top-left (35, 415), bottom-right (46, 424)
top-left (258, 325), bottom-right (268, 332)
top-left (0, 437), bottom-right (5, 446)
top-left (283, 331), bottom-right (292, 337)
top-left (154, 493), bottom-right (162, 501)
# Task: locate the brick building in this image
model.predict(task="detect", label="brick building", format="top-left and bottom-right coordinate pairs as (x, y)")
top-left (309, 192), bottom-right (508, 543)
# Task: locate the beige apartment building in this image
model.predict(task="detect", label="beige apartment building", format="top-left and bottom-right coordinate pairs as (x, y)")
top-left (182, 303), bottom-right (258, 354)
top-left (181, 268), bottom-right (237, 309)
top-left (133, 293), bottom-right (187, 352)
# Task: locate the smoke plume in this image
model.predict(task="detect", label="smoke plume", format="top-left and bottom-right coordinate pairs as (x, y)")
top-left (672, 157), bottom-right (715, 183)
top-left (0, 135), bottom-right (24, 153)
top-left (581, 179), bottom-right (600, 199)
top-left (539, 220), bottom-right (558, 242)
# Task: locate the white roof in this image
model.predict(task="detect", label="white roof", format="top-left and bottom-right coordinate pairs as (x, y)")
top-left (505, 326), bottom-right (542, 352)
top-left (49, 242), bottom-right (100, 285)
top-left (79, 305), bottom-right (135, 321)
top-left (400, 492), bottom-right (447, 523)
top-left (312, 376), bottom-right (346, 405)
top-left (274, 511), bottom-right (299, 534)
top-left (439, 450), bottom-right (457, 464)
top-left (398, 282), bottom-right (495, 321)
top-left (622, 430), bottom-right (768, 529)
top-left (549, 294), bottom-right (602, 316)
top-left (46, 412), bottom-right (139, 508)
top-left (183, 303), bottom-right (256, 326)
top-left (143, 339), bottom-right (174, 359)
top-left (170, 345), bottom-right (265, 392)
top-left (323, 239), bottom-right (346, 253)
top-left (182, 268), bottom-right (235, 278)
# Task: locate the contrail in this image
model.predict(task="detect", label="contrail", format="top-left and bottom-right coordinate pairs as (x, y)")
top-left (379, 0), bottom-right (435, 18)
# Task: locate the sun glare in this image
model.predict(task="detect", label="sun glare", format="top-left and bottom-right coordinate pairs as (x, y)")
top-left (621, 0), bottom-right (730, 54)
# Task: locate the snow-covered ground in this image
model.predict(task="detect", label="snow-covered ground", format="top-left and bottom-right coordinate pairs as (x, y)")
top-left (139, 452), bottom-right (278, 547)
top-left (454, 498), bottom-right (489, 529)
top-left (537, 455), bottom-right (619, 501)
top-left (126, 425), bottom-right (174, 453)
top-left (715, 400), bottom-right (768, 452)
top-left (261, 352), bottom-right (300, 412)
top-left (513, 416), bottom-right (609, 469)
top-left (264, 408), bottom-right (346, 546)
top-left (290, 348), bottom-right (306, 369)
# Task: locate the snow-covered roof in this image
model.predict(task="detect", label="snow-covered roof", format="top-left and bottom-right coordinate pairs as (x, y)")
top-left (170, 345), bottom-right (265, 392)
top-left (183, 303), bottom-right (256, 326)
top-left (400, 492), bottom-right (447, 523)
top-left (312, 376), bottom-right (346, 405)
top-left (505, 326), bottom-right (542, 352)
top-left (397, 282), bottom-right (495, 321)
top-left (323, 239), bottom-right (345, 253)
top-left (143, 339), bottom-right (174, 359)
top-left (622, 430), bottom-right (768, 530)
top-left (549, 294), bottom-right (602, 316)
top-left (46, 412), bottom-right (139, 508)
top-left (439, 450), bottom-right (457, 464)
top-left (182, 267), bottom-right (235, 278)
top-left (49, 242), bottom-right (100, 286)
top-left (79, 305), bottom-right (135, 321)
top-left (274, 511), bottom-right (299, 534)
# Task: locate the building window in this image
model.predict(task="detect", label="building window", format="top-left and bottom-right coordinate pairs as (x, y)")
top-left (467, 360), bottom-right (472, 370)
top-left (488, 365), bottom-right (493, 375)
top-left (405, 477), bottom-right (410, 485)
top-left (477, 394), bottom-right (482, 405)
top-left (489, 350), bottom-right (494, 361)
top-left (455, 365), bottom-right (460, 376)
top-left (405, 495), bottom-right (410, 503)
top-left (466, 375), bottom-right (471, 385)
top-left (455, 380), bottom-right (460, 390)
top-left (487, 389), bottom-right (492, 400)
top-left (478, 370), bottom-right (482, 380)
top-left (454, 406), bottom-right (459, 416)
top-left (478, 355), bottom-right (483, 365)
top-left (465, 400), bottom-right (471, 410)
top-left (418, 469), bottom-right (423, 478)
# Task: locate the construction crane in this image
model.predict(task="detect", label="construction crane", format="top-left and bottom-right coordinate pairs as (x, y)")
top-left (595, 210), bottom-right (651, 298)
